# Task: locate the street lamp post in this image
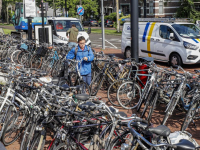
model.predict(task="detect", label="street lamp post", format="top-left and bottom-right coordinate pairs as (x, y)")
top-left (130, 0), bottom-right (139, 62)
top-left (101, 0), bottom-right (105, 49)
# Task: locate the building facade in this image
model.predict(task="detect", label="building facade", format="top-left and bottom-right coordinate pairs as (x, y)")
top-left (102, 0), bottom-right (182, 18)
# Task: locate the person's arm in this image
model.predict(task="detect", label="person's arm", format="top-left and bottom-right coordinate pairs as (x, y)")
top-left (66, 47), bottom-right (75, 59)
top-left (87, 46), bottom-right (94, 62)
top-left (66, 28), bottom-right (71, 36)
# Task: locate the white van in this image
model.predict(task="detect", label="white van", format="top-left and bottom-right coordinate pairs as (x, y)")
top-left (121, 20), bottom-right (200, 66)
top-left (47, 17), bottom-right (91, 45)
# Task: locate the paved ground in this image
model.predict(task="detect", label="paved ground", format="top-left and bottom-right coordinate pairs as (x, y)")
top-left (90, 34), bottom-right (121, 49)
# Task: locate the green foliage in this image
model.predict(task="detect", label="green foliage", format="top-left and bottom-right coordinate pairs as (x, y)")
top-left (176, 0), bottom-right (200, 22)
top-left (36, 0), bottom-right (99, 18)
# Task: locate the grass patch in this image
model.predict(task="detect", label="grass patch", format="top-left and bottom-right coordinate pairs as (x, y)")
top-left (85, 28), bottom-right (122, 36)
top-left (3, 29), bottom-right (14, 34)
top-left (0, 23), bottom-right (13, 26)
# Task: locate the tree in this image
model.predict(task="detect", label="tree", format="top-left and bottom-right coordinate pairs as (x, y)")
top-left (35, 0), bottom-right (99, 18)
top-left (176, 0), bottom-right (200, 21)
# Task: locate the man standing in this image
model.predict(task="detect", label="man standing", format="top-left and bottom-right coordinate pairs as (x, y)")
top-left (66, 24), bottom-right (78, 49)
top-left (66, 36), bottom-right (94, 85)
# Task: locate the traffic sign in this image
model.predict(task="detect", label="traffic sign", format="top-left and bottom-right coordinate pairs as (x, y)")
top-left (77, 7), bottom-right (84, 16)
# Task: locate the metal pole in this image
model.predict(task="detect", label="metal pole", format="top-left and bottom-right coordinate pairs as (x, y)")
top-left (53, 0), bottom-right (55, 17)
top-left (101, 0), bottom-right (105, 49)
top-left (116, 0), bottom-right (119, 32)
top-left (65, 0), bottom-right (67, 17)
top-left (80, 0), bottom-right (82, 22)
top-left (131, 0), bottom-right (139, 62)
top-left (41, 1), bottom-right (45, 43)
top-left (28, 18), bottom-right (32, 40)
top-left (144, 0), bottom-right (146, 18)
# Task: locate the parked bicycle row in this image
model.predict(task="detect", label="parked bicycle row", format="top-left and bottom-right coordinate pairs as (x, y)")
top-left (0, 63), bottom-right (198, 150)
top-left (0, 35), bottom-right (200, 149)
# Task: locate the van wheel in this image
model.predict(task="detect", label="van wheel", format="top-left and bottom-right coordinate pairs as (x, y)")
top-left (125, 48), bottom-right (131, 58)
top-left (169, 53), bottom-right (182, 67)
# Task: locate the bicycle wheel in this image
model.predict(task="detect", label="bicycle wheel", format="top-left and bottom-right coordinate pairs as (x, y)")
top-left (29, 134), bottom-right (45, 150)
top-left (2, 110), bottom-right (27, 146)
top-left (31, 55), bottom-right (43, 69)
top-left (42, 58), bottom-right (55, 74)
top-left (137, 82), bottom-right (151, 112)
top-left (107, 80), bottom-right (124, 106)
top-left (90, 73), bottom-right (104, 96)
top-left (162, 97), bottom-right (177, 125)
top-left (147, 91), bottom-right (159, 122)
top-left (117, 81), bottom-right (141, 109)
top-left (52, 60), bottom-right (63, 77)
top-left (20, 53), bottom-right (31, 68)
top-left (181, 101), bottom-right (199, 131)
top-left (17, 50), bottom-right (28, 64)
top-left (20, 120), bottom-right (37, 150)
top-left (140, 88), bottom-right (155, 118)
top-left (11, 50), bottom-right (21, 63)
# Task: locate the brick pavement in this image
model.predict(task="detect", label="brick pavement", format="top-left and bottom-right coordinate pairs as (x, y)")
top-left (5, 47), bottom-right (200, 149)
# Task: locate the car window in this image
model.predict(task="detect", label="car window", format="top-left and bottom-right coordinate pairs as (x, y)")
top-left (159, 25), bottom-right (179, 42)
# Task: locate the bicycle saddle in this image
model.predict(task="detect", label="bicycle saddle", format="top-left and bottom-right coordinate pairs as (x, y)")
top-left (79, 101), bottom-right (96, 111)
top-left (149, 125), bottom-right (170, 137)
top-left (74, 94), bottom-right (90, 101)
top-left (174, 139), bottom-right (196, 150)
top-left (60, 84), bottom-right (81, 91)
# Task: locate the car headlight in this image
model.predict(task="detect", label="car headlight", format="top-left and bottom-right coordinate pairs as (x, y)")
top-left (183, 41), bottom-right (199, 50)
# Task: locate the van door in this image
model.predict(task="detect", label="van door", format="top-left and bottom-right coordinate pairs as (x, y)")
top-left (121, 23), bottom-right (131, 55)
top-left (154, 24), bottom-right (182, 61)
top-left (139, 22), bottom-right (158, 59)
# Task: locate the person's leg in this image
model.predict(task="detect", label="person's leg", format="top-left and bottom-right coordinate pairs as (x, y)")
top-left (86, 72), bottom-right (92, 85)
top-left (82, 75), bottom-right (87, 84)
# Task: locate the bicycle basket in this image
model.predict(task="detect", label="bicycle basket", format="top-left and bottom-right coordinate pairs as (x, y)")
top-left (36, 46), bottom-right (48, 57)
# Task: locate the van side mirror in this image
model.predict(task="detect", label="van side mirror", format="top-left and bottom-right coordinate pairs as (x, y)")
top-left (87, 27), bottom-right (91, 34)
top-left (169, 33), bottom-right (175, 40)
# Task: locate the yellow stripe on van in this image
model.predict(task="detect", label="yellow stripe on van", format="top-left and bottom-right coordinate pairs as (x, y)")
top-left (196, 39), bottom-right (200, 42)
top-left (147, 22), bottom-right (156, 57)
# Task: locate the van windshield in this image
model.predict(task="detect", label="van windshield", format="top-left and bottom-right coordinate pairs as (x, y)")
top-left (172, 24), bottom-right (200, 38)
top-left (54, 20), bottom-right (84, 32)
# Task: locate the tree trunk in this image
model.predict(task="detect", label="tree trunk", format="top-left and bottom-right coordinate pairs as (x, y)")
top-left (0, 0), bottom-right (2, 21)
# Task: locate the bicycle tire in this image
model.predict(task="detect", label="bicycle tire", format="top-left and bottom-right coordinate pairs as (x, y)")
top-left (11, 50), bottom-right (21, 63)
top-left (107, 80), bottom-right (124, 106)
top-left (17, 50), bottom-right (28, 64)
top-left (31, 55), bottom-right (43, 69)
top-left (29, 133), bottom-right (45, 150)
top-left (2, 110), bottom-right (27, 146)
top-left (52, 60), bottom-right (63, 77)
top-left (162, 97), bottom-right (177, 125)
top-left (20, 52), bottom-right (32, 68)
top-left (137, 82), bottom-right (151, 112)
top-left (42, 58), bottom-right (55, 74)
top-left (90, 73), bottom-right (104, 96)
top-left (147, 90), bottom-right (159, 122)
top-left (117, 81), bottom-right (141, 109)
top-left (20, 120), bottom-right (37, 150)
top-left (181, 101), bottom-right (199, 131)
top-left (140, 88), bottom-right (155, 118)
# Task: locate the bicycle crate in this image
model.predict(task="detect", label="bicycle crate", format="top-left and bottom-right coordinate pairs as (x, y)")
top-left (36, 46), bottom-right (48, 57)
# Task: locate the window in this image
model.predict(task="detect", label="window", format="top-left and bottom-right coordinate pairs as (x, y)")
top-left (159, 0), bottom-right (163, 14)
top-left (159, 25), bottom-right (179, 41)
top-left (54, 20), bottom-right (84, 32)
top-left (149, 1), bottom-right (153, 14)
